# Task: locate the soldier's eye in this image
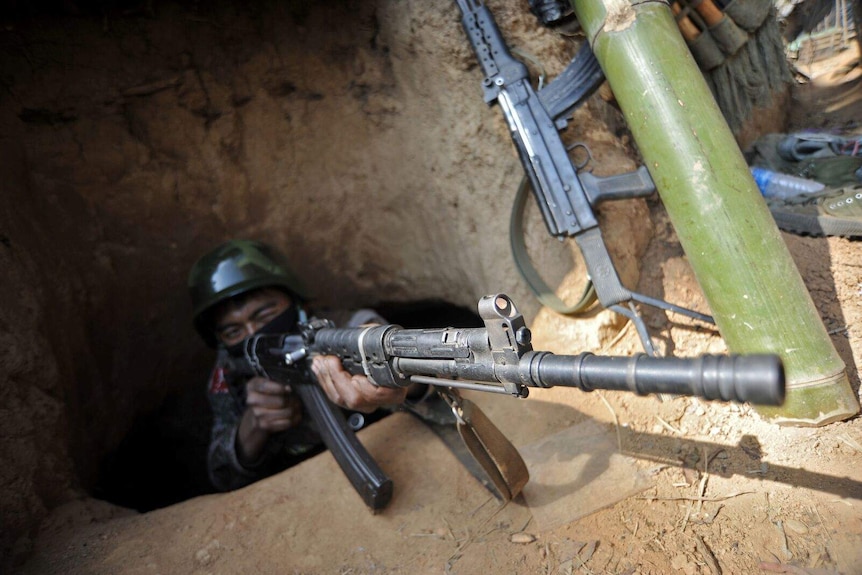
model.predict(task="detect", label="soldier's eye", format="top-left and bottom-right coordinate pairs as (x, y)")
top-left (218, 327), bottom-right (243, 342)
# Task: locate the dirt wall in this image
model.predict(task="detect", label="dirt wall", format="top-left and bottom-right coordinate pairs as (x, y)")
top-left (0, 0), bottom-right (651, 566)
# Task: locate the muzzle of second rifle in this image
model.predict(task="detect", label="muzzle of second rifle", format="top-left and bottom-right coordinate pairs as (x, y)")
top-left (520, 352), bottom-right (785, 406)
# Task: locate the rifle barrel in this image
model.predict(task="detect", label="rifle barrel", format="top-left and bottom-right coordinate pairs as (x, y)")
top-left (524, 352), bottom-right (785, 406)
top-left (310, 325), bottom-right (785, 406)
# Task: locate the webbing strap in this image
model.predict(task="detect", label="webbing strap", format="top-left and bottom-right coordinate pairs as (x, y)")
top-left (453, 394), bottom-right (529, 501)
top-left (510, 175), bottom-right (598, 316)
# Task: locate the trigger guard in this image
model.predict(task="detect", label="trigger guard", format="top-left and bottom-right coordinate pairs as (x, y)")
top-left (566, 141), bottom-right (592, 170)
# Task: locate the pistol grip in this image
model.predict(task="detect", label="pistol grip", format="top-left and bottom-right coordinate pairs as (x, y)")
top-left (579, 166), bottom-right (656, 206)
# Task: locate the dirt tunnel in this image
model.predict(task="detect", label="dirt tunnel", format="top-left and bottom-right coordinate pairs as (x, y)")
top-left (1, 0), bottom-right (658, 564)
top-left (91, 298), bottom-right (485, 513)
top-left (5, 0), bottom-right (862, 572)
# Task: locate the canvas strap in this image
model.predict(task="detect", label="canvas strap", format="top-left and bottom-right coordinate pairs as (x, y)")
top-left (441, 389), bottom-right (530, 501)
top-left (510, 175), bottom-right (598, 316)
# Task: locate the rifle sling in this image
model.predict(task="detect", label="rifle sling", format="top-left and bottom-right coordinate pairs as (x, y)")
top-left (450, 392), bottom-right (529, 501)
top-left (401, 390), bottom-right (502, 497)
top-left (510, 174), bottom-right (598, 315)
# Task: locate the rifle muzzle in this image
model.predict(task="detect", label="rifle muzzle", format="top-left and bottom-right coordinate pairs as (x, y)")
top-left (521, 352), bottom-right (786, 406)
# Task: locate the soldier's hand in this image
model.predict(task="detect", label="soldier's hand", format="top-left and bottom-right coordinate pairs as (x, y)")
top-left (244, 376), bottom-right (302, 433)
top-left (236, 376), bottom-right (302, 466)
top-left (311, 355), bottom-right (408, 413)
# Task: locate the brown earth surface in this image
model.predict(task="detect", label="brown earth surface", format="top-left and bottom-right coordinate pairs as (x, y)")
top-left (12, 12), bottom-right (862, 575)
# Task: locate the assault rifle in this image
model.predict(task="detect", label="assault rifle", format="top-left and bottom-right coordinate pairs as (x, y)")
top-left (455, 0), bottom-right (713, 354)
top-left (236, 294), bottom-right (785, 511)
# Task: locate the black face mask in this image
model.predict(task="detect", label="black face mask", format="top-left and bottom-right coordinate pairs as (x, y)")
top-left (224, 305), bottom-right (301, 359)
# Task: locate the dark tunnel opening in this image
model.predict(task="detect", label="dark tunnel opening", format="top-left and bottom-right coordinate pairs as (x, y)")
top-left (93, 299), bottom-right (482, 512)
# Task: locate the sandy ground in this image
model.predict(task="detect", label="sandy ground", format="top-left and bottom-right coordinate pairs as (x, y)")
top-left (15, 28), bottom-right (862, 575)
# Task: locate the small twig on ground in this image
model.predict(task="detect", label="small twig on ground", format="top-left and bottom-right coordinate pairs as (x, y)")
top-left (638, 490), bottom-right (755, 502)
top-left (838, 434), bottom-right (862, 453)
top-left (775, 520), bottom-right (792, 560)
top-left (656, 416), bottom-right (682, 435)
top-left (695, 535), bottom-right (722, 575)
top-left (601, 321), bottom-right (634, 352)
top-left (443, 516), bottom-right (456, 541)
top-left (702, 503), bottom-right (725, 524)
top-left (597, 392), bottom-right (623, 452)
top-left (650, 533), bottom-right (667, 552)
top-left (572, 540), bottom-right (597, 575)
top-left (681, 500), bottom-right (693, 532)
top-left (682, 447), bottom-right (710, 532)
top-left (811, 504), bottom-right (834, 549)
top-left (696, 447), bottom-right (710, 516)
top-left (447, 499), bottom-right (511, 568)
top-left (469, 496), bottom-right (494, 517)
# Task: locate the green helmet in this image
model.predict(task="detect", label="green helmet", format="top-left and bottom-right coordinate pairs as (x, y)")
top-left (188, 239), bottom-right (310, 346)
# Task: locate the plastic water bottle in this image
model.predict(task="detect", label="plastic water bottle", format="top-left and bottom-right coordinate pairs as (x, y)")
top-left (750, 167), bottom-right (825, 200)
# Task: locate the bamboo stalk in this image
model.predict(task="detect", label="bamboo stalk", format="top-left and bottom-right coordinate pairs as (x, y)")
top-left (571, 0), bottom-right (859, 425)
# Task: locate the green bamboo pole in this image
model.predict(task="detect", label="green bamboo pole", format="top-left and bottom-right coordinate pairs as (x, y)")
top-left (570, 0), bottom-right (858, 425)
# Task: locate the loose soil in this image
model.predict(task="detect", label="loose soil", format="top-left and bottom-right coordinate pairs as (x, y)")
top-left (15, 17), bottom-right (862, 575)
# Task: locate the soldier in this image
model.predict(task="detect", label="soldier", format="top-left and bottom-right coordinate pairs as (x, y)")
top-left (188, 239), bottom-right (406, 491)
